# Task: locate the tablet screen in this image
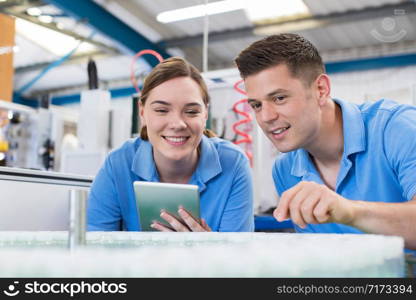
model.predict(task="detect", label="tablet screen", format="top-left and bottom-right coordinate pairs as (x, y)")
top-left (134, 181), bottom-right (200, 231)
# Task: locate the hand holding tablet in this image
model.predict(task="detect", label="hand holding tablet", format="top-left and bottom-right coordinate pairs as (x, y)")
top-left (154, 206), bottom-right (211, 232)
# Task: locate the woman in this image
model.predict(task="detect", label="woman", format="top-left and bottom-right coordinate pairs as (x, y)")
top-left (87, 57), bottom-right (254, 232)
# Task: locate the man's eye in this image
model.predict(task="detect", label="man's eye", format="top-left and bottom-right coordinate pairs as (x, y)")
top-left (249, 102), bottom-right (261, 110)
top-left (155, 109), bottom-right (168, 113)
top-left (274, 96), bottom-right (286, 102)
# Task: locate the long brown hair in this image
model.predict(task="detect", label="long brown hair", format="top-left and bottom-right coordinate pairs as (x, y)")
top-left (139, 57), bottom-right (216, 139)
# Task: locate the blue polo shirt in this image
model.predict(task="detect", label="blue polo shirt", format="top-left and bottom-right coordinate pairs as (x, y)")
top-left (273, 98), bottom-right (416, 235)
top-left (88, 135), bottom-right (254, 232)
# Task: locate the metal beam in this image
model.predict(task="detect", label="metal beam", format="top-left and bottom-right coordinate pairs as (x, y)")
top-left (15, 50), bottom-right (111, 74)
top-left (325, 53), bottom-right (416, 74)
top-left (160, 1), bottom-right (416, 48)
top-left (112, 0), bottom-right (179, 40)
top-left (0, 166), bottom-right (93, 187)
top-left (0, 0), bottom-right (43, 10)
top-left (43, 0), bottom-right (169, 66)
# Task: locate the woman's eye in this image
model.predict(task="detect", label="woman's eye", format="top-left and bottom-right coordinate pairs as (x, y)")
top-left (185, 110), bottom-right (200, 115)
top-left (155, 109), bottom-right (168, 113)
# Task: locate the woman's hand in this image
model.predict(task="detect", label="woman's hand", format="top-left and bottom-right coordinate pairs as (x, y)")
top-left (151, 206), bottom-right (211, 232)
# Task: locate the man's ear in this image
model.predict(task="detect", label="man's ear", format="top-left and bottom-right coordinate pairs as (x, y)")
top-left (315, 74), bottom-right (331, 106)
top-left (138, 101), bottom-right (146, 126)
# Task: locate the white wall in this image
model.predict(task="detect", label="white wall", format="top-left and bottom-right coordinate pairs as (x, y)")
top-left (330, 65), bottom-right (416, 105)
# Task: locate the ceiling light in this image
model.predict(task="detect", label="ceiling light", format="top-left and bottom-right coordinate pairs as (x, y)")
top-left (245, 0), bottom-right (309, 22)
top-left (27, 7), bottom-right (42, 16)
top-left (254, 19), bottom-right (323, 36)
top-left (38, 15), bottom-right (53, 24)
top-left (157, 0), bottom-right (244, 23)
top-left (156, 0), bottom-right (309, 24)
top-left (13, 45), bottom-right (20, 53)
top-left (16, 18), bottom-right (97, 56)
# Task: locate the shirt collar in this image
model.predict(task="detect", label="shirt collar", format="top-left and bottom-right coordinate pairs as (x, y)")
top-left (334, 98), bottom-right (366, 157)
top-left (131, 139), bottom-right (159, 181)
top-left (193, 135), bottom-right (222, 188)
top-left (291, 98), bottom-right (366, 177)
top-left (131, 136), bottom-right (222, 191)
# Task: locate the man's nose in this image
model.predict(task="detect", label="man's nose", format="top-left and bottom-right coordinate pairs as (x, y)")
top-left (258, 101), bottom-right (279, 123)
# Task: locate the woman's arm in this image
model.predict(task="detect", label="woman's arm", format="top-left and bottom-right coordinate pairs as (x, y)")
top-left (218, 155), bottom-right (254, 232)
top-left (87, 158), bottom-right (122, 231)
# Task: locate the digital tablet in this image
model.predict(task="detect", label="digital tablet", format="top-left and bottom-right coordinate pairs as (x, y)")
top-left (133, 181), bottom-right (200, 231)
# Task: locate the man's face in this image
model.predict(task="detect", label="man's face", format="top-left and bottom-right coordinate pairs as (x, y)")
top-left (244, 64), bottom-right (322, 153)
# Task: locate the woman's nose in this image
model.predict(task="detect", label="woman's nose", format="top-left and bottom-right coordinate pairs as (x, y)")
top-left (168, 114), bottom-right (187, 129)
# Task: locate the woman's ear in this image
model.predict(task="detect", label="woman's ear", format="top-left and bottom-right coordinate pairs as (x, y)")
top-left (204, 104), bottom-right (209, 121)
top-left (138, 101), bottom-right (146, 126)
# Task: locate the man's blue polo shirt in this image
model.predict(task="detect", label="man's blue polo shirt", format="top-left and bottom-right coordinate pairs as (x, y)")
top-left (88, 135), bottom-right (254, 232)
top-left (273, 98), bottom-right (416, 235)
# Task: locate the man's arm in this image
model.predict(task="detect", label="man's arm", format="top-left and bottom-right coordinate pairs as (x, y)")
top-left (350, 195), bottom-right (416, 249)
top-left (274, 181), bottom-right (416, 249)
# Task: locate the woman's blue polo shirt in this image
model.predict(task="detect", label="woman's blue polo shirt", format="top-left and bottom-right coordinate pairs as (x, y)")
top-left (87, 135), bottom-right (254, 232)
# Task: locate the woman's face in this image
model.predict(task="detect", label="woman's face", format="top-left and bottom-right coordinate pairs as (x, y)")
top-left (140, 76), bottom-right (208, 162)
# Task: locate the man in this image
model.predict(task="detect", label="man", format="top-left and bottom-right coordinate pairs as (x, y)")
top-left (235, 33), bottom-right (416, 250)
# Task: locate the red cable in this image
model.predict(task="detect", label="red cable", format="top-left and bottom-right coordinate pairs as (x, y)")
top-left (232, 79), bottom-right (253, 167)
top-left (130, 49), bottom-right (164, 94)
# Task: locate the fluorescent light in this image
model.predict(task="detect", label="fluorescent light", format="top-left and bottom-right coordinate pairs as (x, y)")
top-left (27, 7), bottom-right (42, 17)
top-left (254, 19), bottom-right (323, 36)
top-left (13, 45), bottom-right (20, 53)
top-left (157, 0), bottom-right (309, 24)
top-left (245, 0), bottom-right (309, 22)
top-left (16, 18), bottom-right (97, 56)
top-left (38, 15), bottom-right (53, 23)
top-left (157, 0), bottom-right (244, 23)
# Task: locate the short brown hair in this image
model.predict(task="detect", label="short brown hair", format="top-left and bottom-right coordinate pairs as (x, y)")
top-left (235, 33), bottom-right (325, 86)
top-left (139, 57), bottom-right (216, 139)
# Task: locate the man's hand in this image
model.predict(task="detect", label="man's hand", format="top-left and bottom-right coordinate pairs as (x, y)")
top-left (274, 181), bottom-right (356, 228)
top-left (151, 206), bottom-right (211, 232)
